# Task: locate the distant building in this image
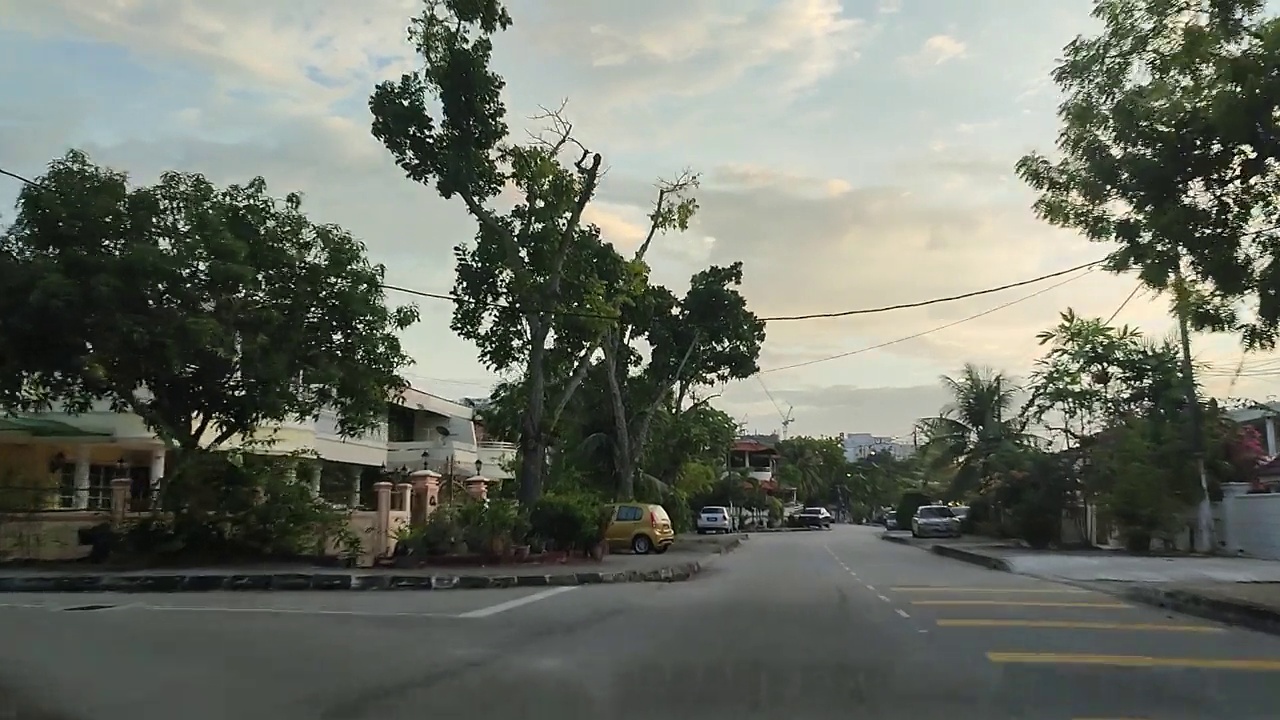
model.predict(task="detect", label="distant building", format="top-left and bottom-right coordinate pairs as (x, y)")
top-left (840, 432), bottom-right (914, 462)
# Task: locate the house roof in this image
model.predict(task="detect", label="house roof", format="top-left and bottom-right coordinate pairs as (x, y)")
top-left (731, 438), bottom-right (778, 453)
top-left (0, 416), bottom-right (110, 438)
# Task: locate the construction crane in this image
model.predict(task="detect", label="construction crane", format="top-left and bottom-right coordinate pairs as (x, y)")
top-left (780, 405), bottom-right (795, 439)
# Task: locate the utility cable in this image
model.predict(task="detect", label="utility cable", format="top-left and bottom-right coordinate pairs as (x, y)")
top-left (760, 267), bottom-right (1095, 374)
top-left (1105, 281), bottom-right (1144, 325)
top-left (3, 163), bottom-right (1104, 325)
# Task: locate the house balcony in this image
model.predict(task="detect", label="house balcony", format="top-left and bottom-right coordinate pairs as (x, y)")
top-left (477, 441), bottom-right (517, 480)
top-left (386, 441), bottom-right (478, 477)
top-left (722, 468), bottom-right (775, 484)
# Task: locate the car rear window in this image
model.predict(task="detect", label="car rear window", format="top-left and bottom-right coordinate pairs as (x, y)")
top-left (918, 507), bottom-right (954, 518)
top-left (701, 507), bottom-right (726, 515)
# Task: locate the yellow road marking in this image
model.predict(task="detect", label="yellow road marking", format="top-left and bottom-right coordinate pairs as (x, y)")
top-left (911, 600), bottom-right (1130, 608)
top-left (891, 586), bottom-right (1086, 593)
top-left (988, 652), bottom-right (1280, 671)
top-left (937, 619), bottom-right (1221, 632)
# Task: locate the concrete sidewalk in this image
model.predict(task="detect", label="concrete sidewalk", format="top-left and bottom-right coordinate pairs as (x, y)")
top-left (889, 533), bottom-right (1280, 637)
top-left (0, 535), bottom-right (744, 593)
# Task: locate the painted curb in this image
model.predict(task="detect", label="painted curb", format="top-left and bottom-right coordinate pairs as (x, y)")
top-left (0, 537), bottom-right (745, 594)
top-left (929, 544), bottom-right (1014, 572)
top-left (1114, 584), bottom-right (1280, 638)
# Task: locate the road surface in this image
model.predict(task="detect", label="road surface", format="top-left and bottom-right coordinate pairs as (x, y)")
top-left (0, 525), bottom-right (1276, 719)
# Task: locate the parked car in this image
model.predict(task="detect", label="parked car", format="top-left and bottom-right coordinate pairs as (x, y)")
top-left (797, 507), bottom-right (833, 529)
top-left (911, 505), bottom-right (961, 538)
top-left (603, 503), bottom-right (675, 554)
top-left (884, 515), bottom-right (899, 531)
top-left (696, 506), bottom-right (734, 534)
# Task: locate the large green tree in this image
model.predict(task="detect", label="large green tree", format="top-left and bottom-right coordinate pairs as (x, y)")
top-left (369, 0), bottom-right (706, 505)
top-left (603, 262), bottom-right (765, 499)
top-left (1022, 309), bottom-right (1185, 444)
top-left (0, 151), bottom-right (416, 449)
top-left (918, 364), bottom-right (1036, 498)
top-left (1016, 0), bottom-right (1280, 346)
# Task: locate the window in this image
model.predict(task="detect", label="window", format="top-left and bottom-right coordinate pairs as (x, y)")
top-left (616, 505), bottom-right (644, 522)
top-left (386, 404), bottom-right (416, 443)
top-left (57, 465), bottom-right (117, 510)
top-left (917, 506), bottom-right (954, 519)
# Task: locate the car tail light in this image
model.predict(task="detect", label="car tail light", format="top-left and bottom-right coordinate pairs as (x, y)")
top-left (649, 511), bottom-right (659, 527)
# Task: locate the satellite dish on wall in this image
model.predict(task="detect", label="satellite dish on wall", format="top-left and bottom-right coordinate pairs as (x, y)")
top-left (436, 426), bottom-right (452, 437)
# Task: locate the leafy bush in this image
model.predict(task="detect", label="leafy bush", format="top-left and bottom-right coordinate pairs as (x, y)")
top-left (895, 491), bottom-right (930, 528)
top-left (528, 493), bottom-right (604, 552)
top-left (98, 450), bottom-right (351, 564)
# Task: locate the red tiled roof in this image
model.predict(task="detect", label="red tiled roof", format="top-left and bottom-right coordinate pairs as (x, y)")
top-left (731, 439), bottom-right (777, 453)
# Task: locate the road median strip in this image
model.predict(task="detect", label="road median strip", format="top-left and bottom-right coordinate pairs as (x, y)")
top-left (929, 544), bottom-right (1014, 571)
top-left (0, 537), bottom-right (744, 593)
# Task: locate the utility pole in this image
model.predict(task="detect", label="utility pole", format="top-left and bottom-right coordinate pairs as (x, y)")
top-left (1173, 270), bottom-right (1215, 554)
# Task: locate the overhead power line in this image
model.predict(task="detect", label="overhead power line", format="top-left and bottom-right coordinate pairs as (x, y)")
top-left (760, 267), bottom-right (1096, 373)
top-left (3, 163), bottom-right (1106, 326)
top-left (1105, 282), bottom-right (1144, 325)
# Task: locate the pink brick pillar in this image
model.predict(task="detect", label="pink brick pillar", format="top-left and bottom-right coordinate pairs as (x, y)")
top-left (372, 481), bottom-right (393, 557)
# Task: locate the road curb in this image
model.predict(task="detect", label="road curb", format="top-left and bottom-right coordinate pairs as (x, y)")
top-left (879, 533), bottom-right (910, 545)
top-left (0, 538), bottom-right (745, 594)
top-left (1109, 584), bottom-right (1280, 638)
top-left (929, 544), bottom-right (1014, 572)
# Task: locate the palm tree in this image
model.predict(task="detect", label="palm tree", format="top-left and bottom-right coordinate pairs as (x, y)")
top-left (918, 363), bottom-right (1036, 499)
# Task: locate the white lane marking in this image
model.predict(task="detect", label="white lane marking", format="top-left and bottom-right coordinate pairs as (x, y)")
top-left (0, 603), bottom-right (46, 610)
top-left (457, 585), bottom-right (580, 618)
top-left (865, 585), bottom-right (876, 592)
top-left (877, 594), bottom-right (891, 603)
top-left (895, 609), bottom-right (910, 618)
top-left (141, 605), bottom-right (458, 618)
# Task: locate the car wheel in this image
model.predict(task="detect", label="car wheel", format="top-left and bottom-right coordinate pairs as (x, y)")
top-left (654, 545), bottom-right (669, 554)
top-left (632, 534), bottom-right (653, 555)
top-left (697, 529), bottom-right (706, 535)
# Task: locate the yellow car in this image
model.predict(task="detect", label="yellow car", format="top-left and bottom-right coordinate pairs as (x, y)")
top-left (604, 503), bottom-right (675, 554)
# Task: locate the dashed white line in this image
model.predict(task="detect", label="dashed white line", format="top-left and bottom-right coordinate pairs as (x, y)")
top-left (865, 585), bottom-right (876, 592)
top-left (896, 609), bottom-right (911, 618)
top-left (877, 594), bottom-right (891, 603)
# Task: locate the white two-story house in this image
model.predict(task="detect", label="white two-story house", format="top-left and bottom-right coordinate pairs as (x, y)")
top-left (0, 386), bottom-right (515, 514)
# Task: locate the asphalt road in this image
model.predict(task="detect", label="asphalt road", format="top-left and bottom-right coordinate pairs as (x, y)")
top-left (0, 525), bottom-right (1277, 719)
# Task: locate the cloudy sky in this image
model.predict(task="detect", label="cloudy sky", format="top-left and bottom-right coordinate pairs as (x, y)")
top-left (3, 0), bottom-right (1278, 439)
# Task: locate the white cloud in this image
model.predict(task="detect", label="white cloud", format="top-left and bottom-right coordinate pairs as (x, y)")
top-left (900, 34), bottom-right (968, 72)
top-left (4, 0), bottom-right (1278, 438)
top-left (531, 0), bottom-right (870, 107)
top-left (878, 0), bottom-right (903, 15)
top-left (0, 0), bottom-right (422, 119)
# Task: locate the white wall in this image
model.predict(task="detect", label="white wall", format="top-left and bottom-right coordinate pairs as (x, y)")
top-left (1220, 484), bottom-right (1280, 560)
